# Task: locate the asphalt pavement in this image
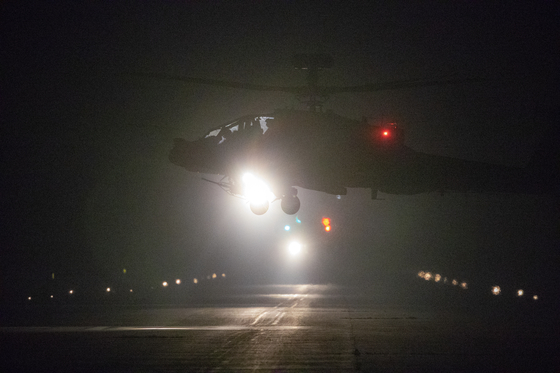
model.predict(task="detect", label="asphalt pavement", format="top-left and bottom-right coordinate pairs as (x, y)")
top-left (1, 284), bottom-right (557, 372)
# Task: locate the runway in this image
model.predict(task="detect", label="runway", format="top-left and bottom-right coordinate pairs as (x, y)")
top-left (1, 284), bottom-right (557, 372)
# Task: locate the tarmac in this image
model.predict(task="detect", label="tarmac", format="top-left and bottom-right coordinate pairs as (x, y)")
top-left (1, 284), bottom-right (557, 372)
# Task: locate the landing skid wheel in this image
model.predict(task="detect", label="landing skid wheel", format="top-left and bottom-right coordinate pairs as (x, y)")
top-left (250, 200), bottom-right (269, 215)
top-left (281, 196), bottom-right (300, 215)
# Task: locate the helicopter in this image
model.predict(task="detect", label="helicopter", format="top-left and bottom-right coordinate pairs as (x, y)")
top-left (143, 54), bottom-right (558, 215)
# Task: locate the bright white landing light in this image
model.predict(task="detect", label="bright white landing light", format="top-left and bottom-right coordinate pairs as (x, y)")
top-left (288, 241), bottom-right (302, 256)
top-left (242, 173), bottom-right (275, 204)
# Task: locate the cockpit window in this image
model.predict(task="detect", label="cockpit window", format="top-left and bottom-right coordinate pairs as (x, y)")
top-left (204, 116), bottom-right (273, 145)
top-left (206, 129), bottom-right (220, 137)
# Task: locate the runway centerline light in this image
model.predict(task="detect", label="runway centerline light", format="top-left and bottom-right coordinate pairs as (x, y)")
top-left (162, 281), bottom-right (168, 287)
top-left (288, 241), bottom-right (302, 256)
top-left (533, 295), bottom-right (538, 300)
top-left (106, 287), bottom-right (111, 292)
top-left (193, 278), bottom-right (198, 284)
top-left (492, 286), bottom-right (501, 295)
top-left (176, 279), bottom-right (181, 285)
top-left (517, 289), bottom-right (524, 297)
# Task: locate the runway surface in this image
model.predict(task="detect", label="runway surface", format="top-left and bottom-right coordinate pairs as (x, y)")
top-left (1, 284), bottom-right (557, 372)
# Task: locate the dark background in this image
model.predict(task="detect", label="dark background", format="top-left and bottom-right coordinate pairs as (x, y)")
top-left (2, 1), bottom-right (559, 302)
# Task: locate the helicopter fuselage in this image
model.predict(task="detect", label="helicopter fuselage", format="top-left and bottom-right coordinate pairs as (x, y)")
top-left (169, 109), bottom-right (551, 214)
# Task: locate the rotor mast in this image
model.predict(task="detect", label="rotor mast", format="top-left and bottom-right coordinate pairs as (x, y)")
top-left (293, 54), bottom-right (333, 112)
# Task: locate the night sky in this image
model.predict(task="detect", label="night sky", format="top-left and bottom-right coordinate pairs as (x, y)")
top-left (2, 2), bottom-right (559, 300)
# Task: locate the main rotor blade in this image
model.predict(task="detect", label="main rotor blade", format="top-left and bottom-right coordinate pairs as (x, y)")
top-left (323, 77), bottom-right (485, 94)
top-left (134, 72), bottom-right (304, 93)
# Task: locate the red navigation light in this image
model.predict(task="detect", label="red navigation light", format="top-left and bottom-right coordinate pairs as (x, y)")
top-left (383, 130), bottom-right (389, 136)
top-left (322, 217), bottom-right (331, 232)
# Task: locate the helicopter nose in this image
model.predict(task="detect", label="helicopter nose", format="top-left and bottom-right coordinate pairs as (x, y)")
top-left (169, 138), bottom-right (197, 170)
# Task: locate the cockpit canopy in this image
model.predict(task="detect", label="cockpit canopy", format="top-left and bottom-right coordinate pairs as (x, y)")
top-left (204, 115), bottom-right (274, 145)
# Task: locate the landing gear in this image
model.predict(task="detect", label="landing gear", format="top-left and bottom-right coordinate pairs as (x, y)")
top-left (250, 200), bottom-right (269, 215)
top-left (247, 186), bottom-right (300, 215)
top-left (281, 195), bottom-right (300, 215)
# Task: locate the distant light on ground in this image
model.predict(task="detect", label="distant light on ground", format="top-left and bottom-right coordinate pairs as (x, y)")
top-left (123, 268), bottom-right (126, 274)
top-left (443, 277), bottom-right (448, 284)
top-left (28, 297), bottom-right (31, 300)
top-left (533, 295), bottom-right (538, 300)
top-left (321, 217), bottom-right (331, 232)
top-left (452, 279), bottom-right (458, 286)
top-left (222, 273), bottom-right (226, 278)
top-left (130, 289), bottom-right (133, 292)
top-left (69, 290), bottom-right (74, 294)
top-left (288, 241), bottom-right (302, 256)
top-left (106, 287), bottom-right (111, 292)
top-left (212, 273), bottom-right (217, 279)
top-left (517, 289), bottom-right (524, 297)
top-left (193, 278), bottom-right (198, 284)
top-left (460, 282), bottom-right (468, 289)
top-left (424, 272), bottom-right (432, 281)
top-left (492, 286), bottom-right (501, 295)
top-left (284, 225), bottom-right (290, 231)
top-left (434, 274), bottom-right (441, 282)
top-left (50, 295), bottom-right (53, 298)
top-left (162, 281), bottom-right (168, 287)
top-left (418, 271), bottom-right (425, 278)
top-left (176, 279), bottom-right (181, 285)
